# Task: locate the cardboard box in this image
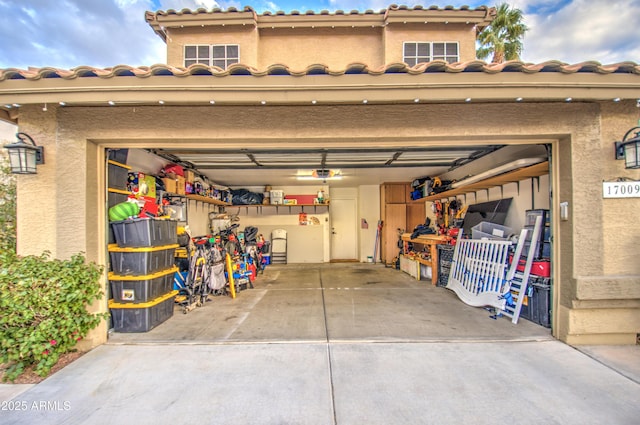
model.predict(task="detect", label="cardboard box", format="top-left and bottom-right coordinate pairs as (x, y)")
top-left (162, 177), bottom-right (177, 194)
top-left (176, 176), bottom-right (186, 195)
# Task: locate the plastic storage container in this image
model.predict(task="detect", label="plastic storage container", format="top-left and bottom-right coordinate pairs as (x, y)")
top-left (471, 222), bottom-right (513, 240)
top-left (108, 191), bottom-right (129, 208)
top-left (523, 209), bottom-right (551, 259)
top-left (108, 148), bottom-right (129, 164)
top-left (109, 267), bottom-right (178, 303)
top-left (437, 245), bottom-right (455, 287)
top-left (111, 218), bottom-right (177, 248)
top-left (519, 277), bottom-right (551, 328)
top-left (108, 161), bottom-right (130, 190)
top-left (109, 290), bottom-right (177, 333)
top-left (108, 244), bottom-right (178, 276)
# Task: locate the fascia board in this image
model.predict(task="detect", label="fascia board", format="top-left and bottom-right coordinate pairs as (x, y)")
top-left (1, 73), bottom-right (639, 106)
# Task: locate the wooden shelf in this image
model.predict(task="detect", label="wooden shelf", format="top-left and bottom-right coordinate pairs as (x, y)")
top-left (185, 194), bottom-right (232, 206)
top-left (411, 161), bottom-right (549, 202)
top-left (402, 255), bottom-right (432, 267)
top-left (225, 203), bottom-right (329, 213)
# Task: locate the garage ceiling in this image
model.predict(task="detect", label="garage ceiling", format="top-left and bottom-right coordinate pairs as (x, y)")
top-left (149, 145), bottom-right (504, 188)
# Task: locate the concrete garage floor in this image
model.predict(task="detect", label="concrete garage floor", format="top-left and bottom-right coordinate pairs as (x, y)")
top-left (3, 264), bottom-right (639, 424)
top-left (108, 263), bottom-right (553, 344)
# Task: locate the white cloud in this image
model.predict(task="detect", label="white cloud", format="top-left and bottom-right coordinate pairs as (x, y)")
top-left (520, 0), bottom-right (640, 63)
top-left (0, 0), bottom-right (637, 70)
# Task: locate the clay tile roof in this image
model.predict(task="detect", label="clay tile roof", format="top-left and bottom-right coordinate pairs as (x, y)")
top-left (2, 61), bottom-right (639, 81)
top-left (146, 4), bottom-right (492, 20)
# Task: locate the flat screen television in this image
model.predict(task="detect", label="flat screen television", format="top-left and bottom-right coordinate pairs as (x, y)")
top-left (461, 198), bottom-right (513, 237)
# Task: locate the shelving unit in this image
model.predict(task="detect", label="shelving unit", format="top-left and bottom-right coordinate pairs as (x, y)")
top-left (185, 194), bottom-right (232, 206)
top-left (411, 161), bottom-right (549, 202)
top-left (224, 203), bottom-right (329, 214)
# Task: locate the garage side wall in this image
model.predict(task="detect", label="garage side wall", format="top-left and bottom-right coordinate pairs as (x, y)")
top-left (13, 101), bottom-right (640, 346)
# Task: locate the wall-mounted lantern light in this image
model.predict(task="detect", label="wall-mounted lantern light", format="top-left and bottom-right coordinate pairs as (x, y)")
top-left (614, 127), bottom-right (640, 169)
top-left (3, 132), bottom-right (45, 174)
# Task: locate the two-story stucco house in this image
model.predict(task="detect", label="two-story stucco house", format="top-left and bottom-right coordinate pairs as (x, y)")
top-left (0, 5), bottom-right (639, 348)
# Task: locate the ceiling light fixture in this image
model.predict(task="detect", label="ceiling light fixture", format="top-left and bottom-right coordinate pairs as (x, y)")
top-left (565, 97), bottom-right (572, 102)
top-left (515, 97), bottom-right (523, 102)
top-left (59, 102), bottom-right (66, 106)
top-left (158, 100), bottom-right (165, 105)
top-left (209, 100), bottom-right (216, 105)
top-left (414, 98), bottom-right (420, 103)
top-left (108, 100), bottom-right (115, 106)
top-left (296, 169), bottom-right (343, 181)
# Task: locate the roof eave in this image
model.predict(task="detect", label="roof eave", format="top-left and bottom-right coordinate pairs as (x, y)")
top-left (1, 72), bottom-right (638, 112)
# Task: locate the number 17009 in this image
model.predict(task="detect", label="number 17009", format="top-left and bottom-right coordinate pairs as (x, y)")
top-left (602, 182), bottom-right (640, 198)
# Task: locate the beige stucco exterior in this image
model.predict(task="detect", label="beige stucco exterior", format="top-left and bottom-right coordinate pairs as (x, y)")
top-left (152, 6), bottom-right (490, 69)
top-left (7, 98), bottom-right (640, 347)
top-left (1, 5), bottom-right (639, 348)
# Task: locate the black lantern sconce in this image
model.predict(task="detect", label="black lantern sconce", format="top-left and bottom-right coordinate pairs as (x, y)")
top-left (615, 127), bottom-right (640, 169)
top-left (3, 132), bottom-right (45, 174)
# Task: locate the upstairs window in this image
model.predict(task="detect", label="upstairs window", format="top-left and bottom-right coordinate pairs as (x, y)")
top-left (184, 44), bottom-right (239, 68)
top-left (403, 42), bottom-right (459, 66)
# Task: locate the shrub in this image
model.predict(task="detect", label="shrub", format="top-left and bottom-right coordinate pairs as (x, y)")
top-left (0, 252), bottom-right (108, 381)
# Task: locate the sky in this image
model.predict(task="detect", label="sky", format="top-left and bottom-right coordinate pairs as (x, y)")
top-left (0, 0), bottom-right (638, 70)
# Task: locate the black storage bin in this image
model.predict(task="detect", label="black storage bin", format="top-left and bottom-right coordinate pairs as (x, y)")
top-left (111, 218), bottom-right (177, 248)
top-left (109, 267), bottom-right (178, 303)
top-left (108, 161), bottom-right (130, 190)
top-left (108, 191), bottom-right (129, 208)
top-left (108, 244), bottom-right (178, 276)
top-left (109, 290), bottom-right (176, 332)
top-left (108, 148), bottom-right (129, 164)
top-left (519, 277), bottom-right (551, 328)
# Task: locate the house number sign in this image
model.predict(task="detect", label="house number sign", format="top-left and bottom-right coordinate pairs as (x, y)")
top-left (602, 181), bottom-right (640, 198)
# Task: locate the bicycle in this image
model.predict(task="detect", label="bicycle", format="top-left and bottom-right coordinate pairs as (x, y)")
top-left (177, 235), bottom-right (222, 313)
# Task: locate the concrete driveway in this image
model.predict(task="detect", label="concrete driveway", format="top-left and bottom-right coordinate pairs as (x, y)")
top-left (1, 264), bottom-right (638, 424)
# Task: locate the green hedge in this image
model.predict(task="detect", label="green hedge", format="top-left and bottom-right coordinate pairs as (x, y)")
top-left (0, 252), bottom-right (108, 381)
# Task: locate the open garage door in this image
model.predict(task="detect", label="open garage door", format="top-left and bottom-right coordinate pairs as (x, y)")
top-left (106, 139), bottom-right (553, 343)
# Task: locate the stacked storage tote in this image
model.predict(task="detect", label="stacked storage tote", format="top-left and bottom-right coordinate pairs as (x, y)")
top-left (108, 218), bottom-right (179, 332)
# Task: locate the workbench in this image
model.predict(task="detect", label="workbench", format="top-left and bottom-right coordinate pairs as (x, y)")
top-left (400, 233), bottom-right (451, 285)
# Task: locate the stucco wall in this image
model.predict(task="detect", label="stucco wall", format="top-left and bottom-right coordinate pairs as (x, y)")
top-left (12, 100), bottom-right (640, 346)
top-left (167, 26), bottom-right (258, 67)
top-left (383, 23), bottom-right (477, 63)
top-left (164, 22), bottom-right (476, 69)
top-left (259, 27), bottom-right (383, 69)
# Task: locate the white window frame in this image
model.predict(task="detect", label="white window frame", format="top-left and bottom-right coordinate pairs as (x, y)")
top-left (403, 42), bottom-right (459, 65)
top-left (184, 44), bottom-right (240, 68)
top-left (184, 44), bottom-right (212, 67)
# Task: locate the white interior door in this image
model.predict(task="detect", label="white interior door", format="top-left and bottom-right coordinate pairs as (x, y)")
top-left (330, 198), bottom-right (358, 261)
